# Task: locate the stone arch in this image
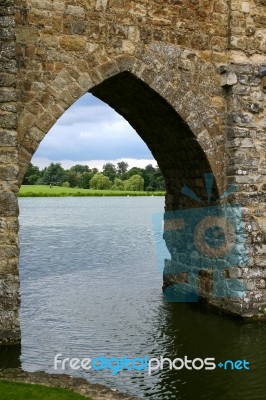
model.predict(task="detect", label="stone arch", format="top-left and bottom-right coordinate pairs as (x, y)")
top-left (17, 54), bottom-right (224, 210)
top-left (16, 64), bottom-right (225, 323)
top-left (1, 0), bottom-right (265, 346)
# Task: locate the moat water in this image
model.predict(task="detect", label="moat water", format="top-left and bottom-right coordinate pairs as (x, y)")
top-left (3, 197), bottom-right (265, 399)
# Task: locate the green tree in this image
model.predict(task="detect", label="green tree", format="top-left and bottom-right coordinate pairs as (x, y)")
top-left (151, 168), bottom-right (165, 190)
top-left (124, 174), bottom-right (144, 191)
top-left (67, 171), bottom-right (80, 188)
top-left (80, 172), bottom-right (92, 189)
top-left (148, 166), bottom-right (165, 190)
top-left (117, 161), bottom-right (129, 175)
top-left (28, 174), bottom-right (39, 185)
top-left (21, 161), bottom-right (165, 191)
top-left (39, 163), bottom-right (66, 186)
top-left (22, 162), bottom-right (40, 185)
top-left (69, 164), bottom-right (90, 174)
top-left (143, 164), bottom-right (165, 190)
top-left (102, 163), bottom-right (117, 182)
top-left (90, 173), bottom-right (112, 190)
top-left (125, 167), bottom-right (144, 180)
top-left (112, 178), bottom-right (124, 190)
top-left (145, 164), bottom-right (156, 174)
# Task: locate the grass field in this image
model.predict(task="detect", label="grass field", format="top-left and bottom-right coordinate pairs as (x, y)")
top-left (0, 380), bottom-right (90, 400)
top-left (19, 185), bottom-right (165, 197)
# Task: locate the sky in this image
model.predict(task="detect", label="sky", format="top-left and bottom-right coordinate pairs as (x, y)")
top-left (32, 93), bottom-right (157, 171)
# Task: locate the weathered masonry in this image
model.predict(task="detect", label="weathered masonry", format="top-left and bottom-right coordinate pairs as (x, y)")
top-left (0, 0), bottom-right (265, 343)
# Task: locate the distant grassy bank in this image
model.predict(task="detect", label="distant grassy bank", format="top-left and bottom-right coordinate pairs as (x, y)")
top-left (19, 185), bottom-right (165, 197)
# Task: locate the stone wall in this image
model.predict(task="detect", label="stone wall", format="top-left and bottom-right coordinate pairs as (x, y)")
top-left (230, 0), bottom-right (266, 54)
top-left (0, 0), bottom-right (20, 343)
top-left (0, 0), bottom-right (265, 342)
top-left (13, 0), bottom-right (233, 187)
top-left (223, 0), bottom-right (266, 316)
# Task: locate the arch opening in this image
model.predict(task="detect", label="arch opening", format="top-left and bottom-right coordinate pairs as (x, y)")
top-left (14, 69), bottom-right (222, 355)
top-left (18, 70), bottom-right (220, 306)
top-left (90, 71), bottom-right (219, 211)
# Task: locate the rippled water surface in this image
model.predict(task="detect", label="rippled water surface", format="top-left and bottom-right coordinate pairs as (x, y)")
top-left (17, 197), bottom-right (266, 399)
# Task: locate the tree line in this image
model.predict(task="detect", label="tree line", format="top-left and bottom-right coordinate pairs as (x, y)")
top-left (23, 161), bottom-right (165, 192)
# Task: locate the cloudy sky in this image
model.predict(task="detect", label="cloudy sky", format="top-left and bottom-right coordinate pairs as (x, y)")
top-left (32, 93), bottom-right (157, 171)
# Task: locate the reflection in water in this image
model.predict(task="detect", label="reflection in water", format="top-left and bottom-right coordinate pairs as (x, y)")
top-left (0, 344), bottom-right (21, 369)
top-left (16, 197), bottom-right (266, 399)
top-left (150, 302), bottom-right (266, 399)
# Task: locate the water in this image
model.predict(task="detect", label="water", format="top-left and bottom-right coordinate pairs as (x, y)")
top-left (16, 197), bottom-right (266, 399)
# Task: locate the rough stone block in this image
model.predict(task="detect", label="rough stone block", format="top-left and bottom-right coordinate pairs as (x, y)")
top-left (59, 36), bottom-right (86, 51)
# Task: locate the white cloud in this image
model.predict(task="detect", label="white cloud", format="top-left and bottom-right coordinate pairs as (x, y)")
top-left (34, 93), bottom-right (153, 162)
top-left (79, 119), bottom-right (130, 140)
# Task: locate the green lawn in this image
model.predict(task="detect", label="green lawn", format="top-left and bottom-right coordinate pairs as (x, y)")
top-left (19, 185), bottom-right (165, 197)
top-left (0, 380), bottom-right (90, 400)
